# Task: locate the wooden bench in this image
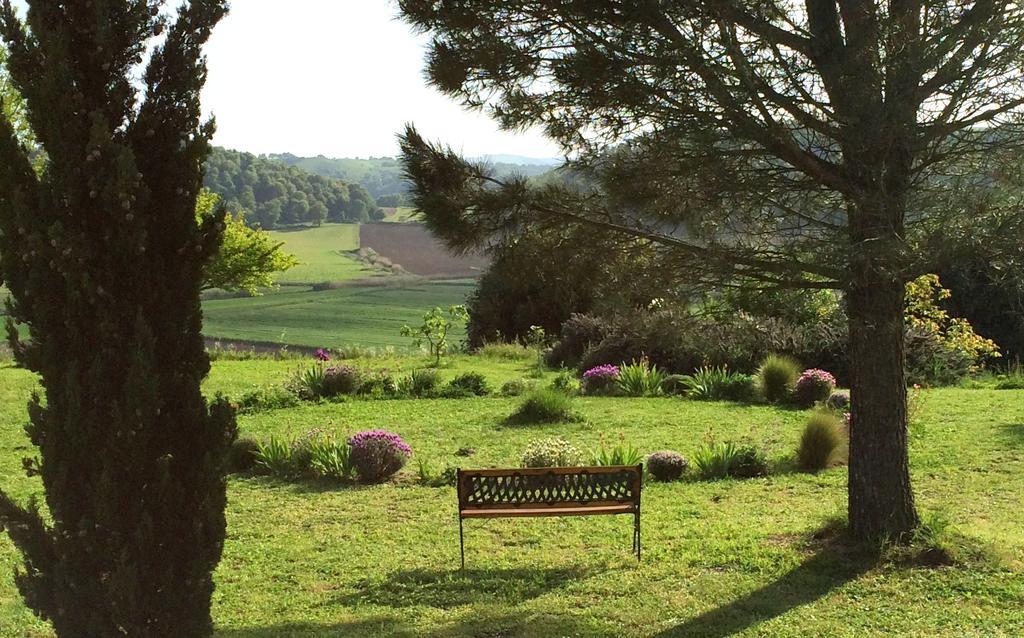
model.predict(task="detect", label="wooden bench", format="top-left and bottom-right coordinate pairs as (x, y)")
top-left (456, 465), bottom-right (643, 567)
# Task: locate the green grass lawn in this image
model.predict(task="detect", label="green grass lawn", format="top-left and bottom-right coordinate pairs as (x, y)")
top-left (267, 223), bottom-right (376, 285)
top-left (1, 357), bottom-right (1022, 637)
top-left (202, 280), bottom-right (475, 348)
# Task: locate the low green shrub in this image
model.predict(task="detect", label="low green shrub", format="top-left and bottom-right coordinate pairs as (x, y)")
top-left (499, 378), bottom-right (533, 397)
top-left (236, 386), bottom-right (301, 413)
top-left (797, 413), bottom-right (846, 472)
top-left (661, 374), bottom-right (689, 396)
top-left (730, 446), bottom-right (771, 478)
top-left (549, 370), bottom-right (580, 395)
top-left (545, 313), bottom-right (611, 369)
top-left (398, 368), bottom-right (440, 397)
top-left (693, 440), bottom-right (769, 480)
top-left (647, 451), bottom-right (688, 481)
top-left (358, 370), bottom-right (398, 398)
top-left (323, 365), bottom-right (362, 396)
top-left (758, 354), bottom-right (801, 403)
top-left (289, 428), bottom-right (328, 470)
top-left (508, 389), bottom-right (577, 424)
top-left (995, 377), bottom-right (1024, 390)
top-left (521, 437), bottom-right (584, 468)
top-left (416, 459), bottom-right (458, 487)
top-left (228, 436), bottom-right (261, 474)
top-left (590, 434), bottom-right (642, 466)
top-left (441, 372), bottom-right (491, 398)
top-left (617, 357), bottom-right (666, 397)
top-left (994, 360), bottom-right (1024, 390)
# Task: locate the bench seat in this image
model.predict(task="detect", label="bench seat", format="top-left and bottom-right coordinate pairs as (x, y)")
top-left (460, 504), bottom-right (636, 518)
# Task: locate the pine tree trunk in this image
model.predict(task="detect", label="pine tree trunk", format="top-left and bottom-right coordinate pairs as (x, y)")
top-left (847, 272), bottom-right (919, 540)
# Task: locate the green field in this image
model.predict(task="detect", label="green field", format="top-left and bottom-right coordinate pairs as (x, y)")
top-left (0, 358), bottom-right (1022, 636)
top-left (266, 223), bottom-right (374, 285)
top-left (382, 207), bottom-right (422, 223)
top-left (203, 280), bottom-right (475, 348)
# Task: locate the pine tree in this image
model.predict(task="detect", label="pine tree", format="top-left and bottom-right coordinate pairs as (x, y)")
top-left (398, 1), bottom-right (1024, 540)
top-left (0, 2), bottom-right (236, 635)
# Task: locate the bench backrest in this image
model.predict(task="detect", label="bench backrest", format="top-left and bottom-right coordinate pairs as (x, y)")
top-left (457, 465), bottom-right (642, 512)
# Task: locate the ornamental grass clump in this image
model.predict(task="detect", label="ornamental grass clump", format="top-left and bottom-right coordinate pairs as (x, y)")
top-left (794, 369), bottom-right (837, 407)
top-left (647, 451), bottom-right (688, 482)
top-left (348, 430), bottom-right (412, 483)
top-left (693, 440), bottom-right (769, 480)
top-left (797, 413), bottom-right (847, 473)
top-left (409, 368), bottom-right (441, 396)
top-left (508, 388), bottom-right (577, 424)
top-left (582, 364), bottom-right (620, 395)
top-left (825, 390), bottom-right (851, 411)
top-left (757, 354), bottom-right (801, 403)
top-left (590, 433), bottom-right (643, 466)
top-left (681, 366), bottom-right (757, 402)
top-left (617, 357), bottom-right (666, 397)
top-left (521, 437), bottom-right (584, 468)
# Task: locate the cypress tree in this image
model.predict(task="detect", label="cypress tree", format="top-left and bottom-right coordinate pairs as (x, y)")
top-left (0, 2), bottom-right (236, 635)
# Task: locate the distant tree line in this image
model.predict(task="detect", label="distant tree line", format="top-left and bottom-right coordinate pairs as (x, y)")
top-left (270, 152), bottom-right (558, 204)
top-left (204, 147), bottom-right (383, 229)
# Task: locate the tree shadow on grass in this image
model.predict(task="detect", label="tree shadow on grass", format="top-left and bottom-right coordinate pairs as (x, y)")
top-left (216, 617), bottom-right (415, 638)
top-left (652, 529), bottom-right (878, 638)
top-left (216, 611), bottom-right (603, 638)
top-left (335, 565), bottom-right (597, 609)
top-left (997, 423), bottom-right (1024, 446)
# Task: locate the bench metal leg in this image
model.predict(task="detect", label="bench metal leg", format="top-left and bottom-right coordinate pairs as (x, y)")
top-left (459, 516), bottom-right (466, 570)
top-left (634, 512), bottom-right (641, 562)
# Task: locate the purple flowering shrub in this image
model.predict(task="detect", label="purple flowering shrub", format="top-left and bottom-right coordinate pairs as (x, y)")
top-left (348, 430), bottom-right (412, 483)
top-left (582, 364), bottom-right (620, 396)
top-left (315, 348), bottom-right (332, 362)
top-left (794, 369), bottom-right (837, 407)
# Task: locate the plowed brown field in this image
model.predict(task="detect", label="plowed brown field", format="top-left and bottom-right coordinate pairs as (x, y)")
top-left (360, 223), bottom-right (489, 277)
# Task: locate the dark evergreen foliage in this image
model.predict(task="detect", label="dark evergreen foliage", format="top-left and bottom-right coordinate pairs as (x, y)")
top-left (204, 147), bottom-right (382, 228)
top-left (0, 2), bottom-right (236, 635)
top-left (466, 227), bottom-right (667, 347)
top-left (941, 256), bottom-right (1024, 361)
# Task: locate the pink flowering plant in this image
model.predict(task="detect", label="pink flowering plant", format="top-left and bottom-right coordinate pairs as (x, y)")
top-left (348, 430), bottom-right (412, 483)
top-left (794, 369), bottom-right (837, 407)
top-left (582, 364), bottom-right (620, 396)
top-left (315, 348), bottom-right (332, 362)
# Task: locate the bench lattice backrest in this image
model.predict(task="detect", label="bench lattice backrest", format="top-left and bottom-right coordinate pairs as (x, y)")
top-left (458, 466), bottom-right (641, 510)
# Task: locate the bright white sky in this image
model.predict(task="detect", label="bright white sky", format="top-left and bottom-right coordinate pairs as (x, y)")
top-left (6, 0), bottom-right (560, 159)
top-left (201, 0), bottom-right (560, 159)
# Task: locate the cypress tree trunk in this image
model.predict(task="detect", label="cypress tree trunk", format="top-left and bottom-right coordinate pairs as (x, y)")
top-left (0, 3), bottom-right (236, 636)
